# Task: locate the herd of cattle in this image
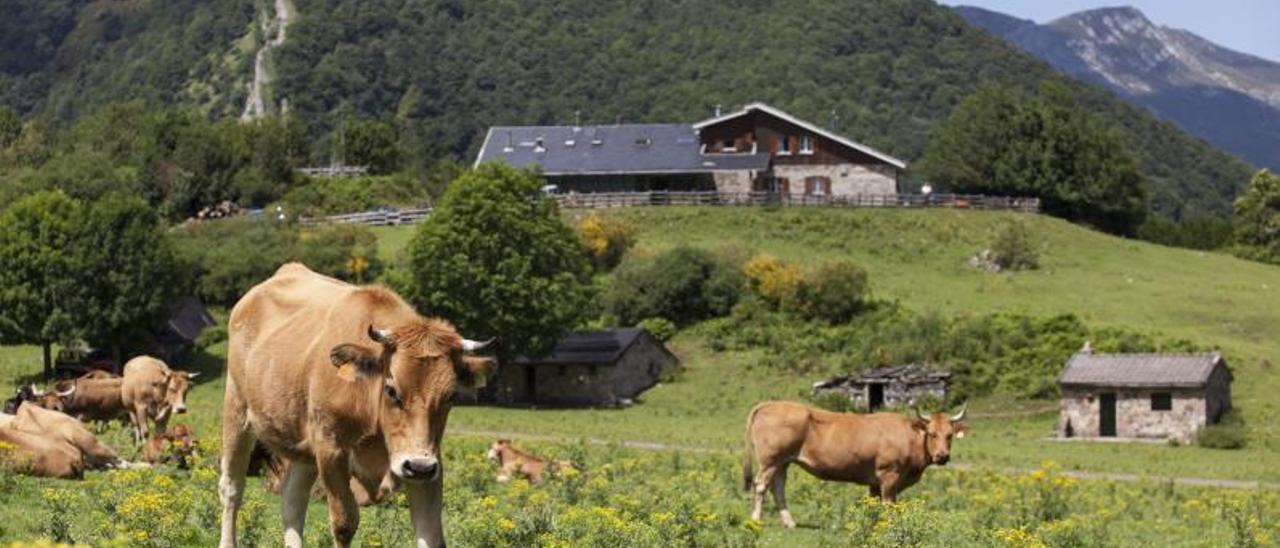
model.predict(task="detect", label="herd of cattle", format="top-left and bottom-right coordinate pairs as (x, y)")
top-left (1, 262), bottom-right (971, 547)
top-left (1, 356), bottom-right (200, 478)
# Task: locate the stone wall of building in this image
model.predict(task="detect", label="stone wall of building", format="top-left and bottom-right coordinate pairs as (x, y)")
top-left (1059, 387), bottom-right (1207, 443)
top-left (712, 170), bottom-right (753, 193)
top-left (490, 337), bottom-right (677, 406)
top-left (773, 163), bottom-right (897, 196)
top-left (818, 380), bottom-right (948, 411)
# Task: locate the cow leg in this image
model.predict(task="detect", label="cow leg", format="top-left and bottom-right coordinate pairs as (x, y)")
top-left (771, 464), bottom-right (796, 529)
top-left (751, 465), bottom-right (778, 522)
top-left (281, 459), bottom-right (318, 548)
top-left (130, 403), bottom-right (149, 445)
top-left (868, 484), bottom-right (881, 499)
top-left (877, 470), bottom-right (901, 503)
top-left (318, 448), bottom-right (360, 547)
top-left (407, 477), bottom-right (447, 548)
top-left (218, 392), bottom-right (255, 548)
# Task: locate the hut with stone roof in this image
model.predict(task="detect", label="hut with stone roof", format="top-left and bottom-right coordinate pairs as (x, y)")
top-left (491, 328), bottom-right (679, 407)
top-left (1057, 349), bottom-right (1232, 443)
top-left (812, 365), bottom-right (951, 411)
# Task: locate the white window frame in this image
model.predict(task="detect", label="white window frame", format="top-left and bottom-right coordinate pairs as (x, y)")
top-left (776, 135), bottom-right (791, 156)
top-left (799, 135), bottom-right (814, 155)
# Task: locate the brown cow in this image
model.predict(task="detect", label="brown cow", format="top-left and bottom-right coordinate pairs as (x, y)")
top-left (9, 401), bottom-right (121, 470)
top-left (487, 439), bottom-right (573, 484)
top-left (80, 370), bottom-right (119, 380)
top-left (144, 423), bottom-right (199, 469)
top-left (743, 400), bottom-right (968, 528)
top-left (46, 377), bottom-right (130, 430)
top-left (122, 356), bottom-right (199, 444)
top-left (218, 263), bottom-right (496, 548)
top-left (0, 423), bottom-right (84, 479)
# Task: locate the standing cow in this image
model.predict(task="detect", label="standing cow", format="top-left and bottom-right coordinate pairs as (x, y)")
top-left (122, 356), bottom-right (199, 444)
top-left (743, 400), bottom-right (968, 528)
top-left (218, 263), bottom-right (496, 548)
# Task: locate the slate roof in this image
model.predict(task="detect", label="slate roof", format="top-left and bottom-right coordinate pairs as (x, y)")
top-left (1058, 352), bottom-right (1227, 388)
top-left (475, 123), bottom-right (771, 175)
top-left (813, 365), bottom-right (951, 390)
top-left (514, 328), bottom-right (671, 366)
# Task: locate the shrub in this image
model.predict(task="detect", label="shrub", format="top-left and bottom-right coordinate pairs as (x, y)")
top-left (578, 213), bottom-right (635, 271)
top-left (1197, 409), bottom-right (1248, 450)
top-left (796, 260), bottom-right (870, 323)
top-left (636, 317), bottom-right (677, 342)
top-left (743, 254), bottom-right (803, 310)
top-left (279, 173), bottom-right (431, 217)
top-left (989, 220), bottom-right (1039, 271)
top-left (606, 246), bottom-right (741, 326)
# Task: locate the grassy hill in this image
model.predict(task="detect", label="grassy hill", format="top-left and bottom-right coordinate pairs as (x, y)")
top-left (1, 0), bottom-right (1255, 217)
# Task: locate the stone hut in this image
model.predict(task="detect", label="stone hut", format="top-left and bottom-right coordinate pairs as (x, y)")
top-left (812, 365), bottom-right (950, 411)
top-left (492, 328), bottom-right (679, 407)
top-left (1057, 351), bottom-right (1232, 443)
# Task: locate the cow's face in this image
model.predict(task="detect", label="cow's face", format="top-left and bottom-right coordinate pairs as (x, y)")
top-left (163, 371), bottom-right (198, 415)
top-left (913, 405), bottom-right (969, 466)
top-left (488, 439), bottom-right (512, 462)
top-left (331, 321), bottom-right (496, 483)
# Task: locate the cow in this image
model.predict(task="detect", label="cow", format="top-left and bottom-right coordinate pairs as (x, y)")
top-left (3, 385), bottom-right (37, 414)
top-left (486, 438), bottom-right (573, 484)
top-left (743, 400), bottom-right (968, 528)
top-left (46, 377), bottom-right (130, 429)
top-left (0, 422), bottom-right (85, 479)
top-left (12, 401), bottom-right (121, 469)
top-left (122, 356), bottom-right (199, 444)
top-left (80, 370), bottom-right (119, 380)
top-left (144, 423), bottom-right (199, 469)
top-left (217, 263), bottom-right (497, 548)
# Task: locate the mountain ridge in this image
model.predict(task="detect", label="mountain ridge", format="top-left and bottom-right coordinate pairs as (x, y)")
top-left (956, 5), bottom-right (1280, 171)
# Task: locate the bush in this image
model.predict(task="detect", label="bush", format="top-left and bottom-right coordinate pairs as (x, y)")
top-left (606, 246), bottom-right (742, 326)
top-left (743, 254), bottom-right (803, 310)
top-left (989, 220), bottom-right (1040, 271)
top-left (1197, 409), bottom-right (1248, 450)
top-left (279, 173), bottom-right (431, 217)
top-left (578, 213), bottom-right (635, 272)
top-left (796, 260), bottom-right (870, 323)
top-left (636, 317), bottom-right (677, 342)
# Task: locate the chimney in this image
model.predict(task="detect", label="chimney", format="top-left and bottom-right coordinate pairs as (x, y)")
top-left (714, 103), bottom-right (722, 117)
top-left (1080, 341), bottom-right (1093, 354)
top-left (829, 109), bottom-right (840, 131)
top-left (574, 110), bottom-right (582, 128)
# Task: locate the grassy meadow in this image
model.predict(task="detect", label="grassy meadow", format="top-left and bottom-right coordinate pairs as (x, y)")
top-left (2, 207), bottom-right (1279, 545)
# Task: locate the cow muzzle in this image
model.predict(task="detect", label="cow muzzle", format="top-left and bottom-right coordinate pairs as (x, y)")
top-left (934, 454), bottom-right (950, 465)
top-left (394, 455), bottom-right (442, 482)
top-left (174, 404), bottom-right (188, 414)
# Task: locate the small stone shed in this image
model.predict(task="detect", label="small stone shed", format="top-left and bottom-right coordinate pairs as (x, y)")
top-left (1057, 351), bottom-right (1232, 443)
top-left (492, 328), bottom-right (679, 407)
top-left (812, 365), bottom-right (950, 411)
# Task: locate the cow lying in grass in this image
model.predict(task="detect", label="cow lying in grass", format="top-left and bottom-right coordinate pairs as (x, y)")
top-left (0, 401), bottom-right (124, 478)
top-left (487, 438), bottom-right (576, 484)
top-left (144, 423), bottom-right (199, 469)
top-left (744, 400), bottom-right (968, 528)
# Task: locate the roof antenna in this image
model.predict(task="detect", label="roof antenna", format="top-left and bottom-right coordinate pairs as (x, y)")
top-left (829, 109), bottom-right (840, 131)
top-left (574, 109), bottom-right (582, 128)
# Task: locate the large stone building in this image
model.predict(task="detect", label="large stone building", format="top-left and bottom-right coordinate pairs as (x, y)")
top-left (491, 328), bottom-right (679, 407)
top-left (1057, 350), bottom-right (1232, 443)
top-left (473, 102), bottom-right (905, 197)
top-left (812, 365), bottom-right (951, 411)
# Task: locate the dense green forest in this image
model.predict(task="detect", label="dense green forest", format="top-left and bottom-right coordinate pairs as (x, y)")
top-left (0, 0), bottom-right (1256, 219)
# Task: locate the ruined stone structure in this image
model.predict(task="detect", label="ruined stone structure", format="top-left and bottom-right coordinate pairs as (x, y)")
top-left (491, 328), bottom-right (679, 407)
top-left (812, 365), bottom-right (950, 411)
top-left (1057, 351), bottom-right (1232, 444)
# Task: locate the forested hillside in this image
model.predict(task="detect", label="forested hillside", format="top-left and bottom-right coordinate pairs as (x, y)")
top-left (0, 0), bottom-right (1255, 218)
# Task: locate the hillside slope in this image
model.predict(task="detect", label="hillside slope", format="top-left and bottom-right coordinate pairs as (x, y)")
top-left (956, 5), bottom-right (1280, 172)
top-left (0, 0), bottom-right (1254, 218)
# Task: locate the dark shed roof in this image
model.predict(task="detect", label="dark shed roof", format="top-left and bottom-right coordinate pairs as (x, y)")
top-left (474, 124), bottom-right (770, 175)
top-left (515, 328), bottom-right (672, 366)
top-left (1058, 352), bottom-right (1228, 388)
top-left (813, 365), bottom-right (950, 391)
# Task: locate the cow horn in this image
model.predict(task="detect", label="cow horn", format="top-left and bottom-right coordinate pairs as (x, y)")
top-left (55, 384), bottom-right (76, 398)
top-left (912, 406), bottom-right (927, 420)
top-left (951, 402), bottom-right (968, 422)
top-left (368, 325), bottom-right (393, 344)
top-left (461, 338), bottom-right (495, 352)
top-left (30, 386), bottom-right (46, 397)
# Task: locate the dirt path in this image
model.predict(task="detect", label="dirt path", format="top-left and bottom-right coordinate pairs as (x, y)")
top-left (241, 0), bottom-right (292, 121)
top-left (453, 428), bottom-right (1280, 490)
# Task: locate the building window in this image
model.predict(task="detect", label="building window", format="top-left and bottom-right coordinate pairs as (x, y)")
top-left (1151, 392), bottom-right (1172, 411)
top-left (799, 135), bottom-right (814, 154)
top-left (557, 365), bottom-right (567, 377)
top-left (777, 135), bottom-right (791, 155)
top-left (805, 176), bottom-right (831, 196)
top-left (721, 138), bottom-right (736, 152)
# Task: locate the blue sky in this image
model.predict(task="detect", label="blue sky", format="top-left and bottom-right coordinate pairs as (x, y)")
top-left (939, 1), bottom-right (1280, 62)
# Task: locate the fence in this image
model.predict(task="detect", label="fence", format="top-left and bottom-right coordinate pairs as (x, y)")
top-left (297, 193), bottom-right (1038, 226)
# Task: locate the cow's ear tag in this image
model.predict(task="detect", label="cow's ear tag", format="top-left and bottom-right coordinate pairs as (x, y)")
top-left (330, 344), bottom-right (381, 377)
top-left (955, 430), bottom-right (966, 439)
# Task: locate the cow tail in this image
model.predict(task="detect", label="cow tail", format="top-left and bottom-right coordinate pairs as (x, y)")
top-left (743, 403), bottom-right (763, 492)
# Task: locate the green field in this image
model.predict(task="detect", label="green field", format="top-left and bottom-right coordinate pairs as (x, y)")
top-left (3, 207), bottom-right (1279, 545)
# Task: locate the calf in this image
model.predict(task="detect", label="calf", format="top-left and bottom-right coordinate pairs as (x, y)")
top-left (144, 423), bottom-right (199, 469)
top-left (744, 401), bottom-right (968, 528)
top-left (487, 439), bottom-right (574, 484)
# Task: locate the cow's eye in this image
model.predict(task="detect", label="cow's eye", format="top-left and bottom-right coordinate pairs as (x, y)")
top-left (384, 383), bottom-right (403, 407)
